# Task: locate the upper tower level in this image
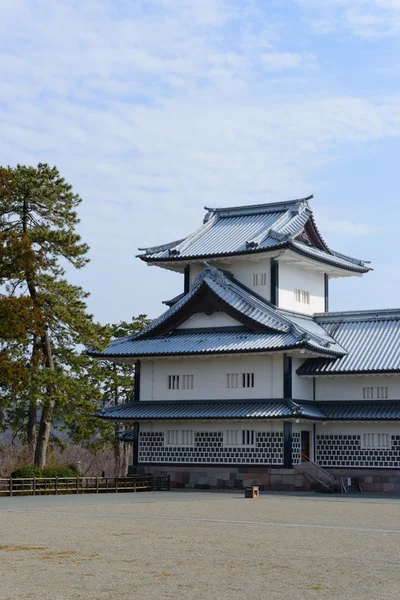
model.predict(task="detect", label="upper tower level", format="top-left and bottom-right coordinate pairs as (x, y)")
top-left (138, 197), bottom-right (371, 315)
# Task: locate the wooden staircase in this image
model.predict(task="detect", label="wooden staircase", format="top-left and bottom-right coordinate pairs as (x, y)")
top-left (297, 460), bottom-right (339, 493)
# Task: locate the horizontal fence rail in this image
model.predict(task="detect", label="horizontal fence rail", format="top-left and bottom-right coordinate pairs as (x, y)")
top-left (0, 474), bottom-right (170, 497)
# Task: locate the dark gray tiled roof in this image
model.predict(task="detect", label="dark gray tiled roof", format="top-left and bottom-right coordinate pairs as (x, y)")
top-left (98, 399), bottom-right (325, 421)
top-left (138, 198), bottom-right (370, 273)
top-left (87, 267), bottom-right (344, 359)
top-left (298, 309), bottom-right (400, 375)
top-left (319, 401), bottom-right (400, 420)
top-left (106, 400), bottom-right (400, 424)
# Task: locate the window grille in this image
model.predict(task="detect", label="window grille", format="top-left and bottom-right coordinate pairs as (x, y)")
top-left (166, 430), bottom-right (193, 446)
top-left (362, 387), bottom-right (374, 399)
top-left (294, 289), bottom-right (310, 304)
top-left (227, 373), bottom-right (255, 388)
top-left (168, 374), bottom-right (194, 390)
top-left (252, 273), bottom-right (267, 287)
top-left (363, 386), bottom-right (389, 399)
top-left (362, 433), bottom-right (390, 449)
top-left (226, 430), bottom-right (255, 446)
top-left (168, 375), bottom-right (180, 390)
top-left (182, 374), bottom-right (194, 389)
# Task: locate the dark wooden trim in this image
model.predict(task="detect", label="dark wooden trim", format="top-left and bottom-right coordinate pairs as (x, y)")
top-left (283, 421), bottom-right (293, 468)
top-left (132, 423), bottom-right (140, 470)
top-left (303, 218), bottom-right (330, 252)
top-left (270, 259), bottom-right (279, 306)
top-left (133, 360), bottom-right (140, 402)
top-left (283, 354), bottom-right (292, 399)
top-left (313, 423), bottom-right (316, 462)
top-left (134, 361), bottom-right (141, 402)
top-left (324, 274), bottom-right (329, 312)
top-left (184, 265), bottom-right (190, 294)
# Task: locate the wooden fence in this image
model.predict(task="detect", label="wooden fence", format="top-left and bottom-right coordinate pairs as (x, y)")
top-left (0, 474), bottom-right (170, 497)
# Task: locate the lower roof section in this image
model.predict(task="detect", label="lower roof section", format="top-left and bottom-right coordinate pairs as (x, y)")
top-left (98, 399), bottom-right (324, 421)
top-left (99, 399), bottom-right (400, 422)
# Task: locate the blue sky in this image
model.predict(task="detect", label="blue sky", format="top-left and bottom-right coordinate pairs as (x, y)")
top-left (1, 0), bottom-right (400, 323)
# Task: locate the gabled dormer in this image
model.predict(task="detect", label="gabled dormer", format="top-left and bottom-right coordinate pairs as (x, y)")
top-left (138, 197), bottom-right (371, 316)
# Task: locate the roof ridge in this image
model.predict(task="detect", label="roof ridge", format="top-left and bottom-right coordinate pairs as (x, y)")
top-left (204, 196), bottom-right (313, 216)
top-left (315, 308), bottom-right (400, 322)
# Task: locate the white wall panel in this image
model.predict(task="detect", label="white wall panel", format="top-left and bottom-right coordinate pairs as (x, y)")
top-left (315, 375), bottom-right (400, 401)
top-left (279, 262), bottom-right (325, 314)
top-left (177, 312), bottom-right (242, 329)
top-left (189, 259), bottom-right (271, 301)
top-left (292, 357), bottom-right (313, 400)
top-left (140, 355), bottom-right (284, 401)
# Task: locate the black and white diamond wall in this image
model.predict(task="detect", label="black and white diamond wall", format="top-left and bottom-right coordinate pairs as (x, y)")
top-left (317, 434), bottom-right (400, 468)
top-left (292, 432), bottom-right (301, 465)
top-left (138, 430), bottom-right (284, 465)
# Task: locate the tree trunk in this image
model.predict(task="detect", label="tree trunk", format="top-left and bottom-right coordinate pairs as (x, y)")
top-left (27, 335), bottom-right (40, 461)
top-left (34, 329), bottom-right (55, 468)
top-left (114, 424), bottom-right (121, 477)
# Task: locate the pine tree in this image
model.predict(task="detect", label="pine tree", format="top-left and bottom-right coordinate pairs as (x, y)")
top-left (0, 164), bottom-right (107, 466)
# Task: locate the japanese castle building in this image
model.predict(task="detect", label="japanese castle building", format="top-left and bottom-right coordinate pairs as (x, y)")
top-left (90, 197), bottom-right (400, 492)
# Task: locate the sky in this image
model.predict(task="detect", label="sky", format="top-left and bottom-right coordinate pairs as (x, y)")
top-left (1, 0), bottom-right (400, 324)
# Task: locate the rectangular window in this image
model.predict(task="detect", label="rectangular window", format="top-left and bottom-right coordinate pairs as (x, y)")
top-left (362, 386), bottom-right (389, 399)
top-left (294, 289), bottom-right (310, 304)
top-left (362, 433), bottom-right (391, 449)
top-left (168, 374), bottom-right (194, 390)
top-left (227, 373), bottom-right (255, 388)
top-left (226, 430), bottom-right (255, 446)
top-left (166, 430), bottom-right (193, 446)
top-left (362, 387), bottom-right (374, 399)
top-left (252, 273), bottom-right (267, 287)
top-left (182, 374), bottom-right (194, 390)
top-left (168, 375), bottom-right (180, 390)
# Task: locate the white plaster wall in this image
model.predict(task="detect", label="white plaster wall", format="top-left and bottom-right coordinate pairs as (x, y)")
top-left (315, 422), bottom-right (400, 436)
top-left (292, 357), bottom-right (313, 400)
top-left (140, 354), bottom-right (284, 401)
top-left (315, 375), bottom-right (400, 401)
top-left (279, 262), bottom-right (325, 315)
top-left (140, 419), bottom-right (284, 434)
top-left (177, 312), bottom-right (242, 329)
top-left (189, 259), bottom-right (271, 301)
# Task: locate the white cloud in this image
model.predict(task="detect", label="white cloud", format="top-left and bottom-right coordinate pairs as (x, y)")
top-left (0, 0), bottom-right (400, 320)
top-left (297, 0), bottom-right (400, 38)
top-left (260, 52), bottom-right (316, 71)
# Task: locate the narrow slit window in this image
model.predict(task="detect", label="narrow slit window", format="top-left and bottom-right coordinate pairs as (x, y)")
top-left (253, 273), bottom-right (267, 287)
top-left (166, 430), bottom-right (193, 446)
top-left (227, 373), bottom-right (254, 388)
top-left (226, 430), bottom-right (255, 446)
top-left (168, 374), bottom-right (194, 390)
top-left (362, 433), bottom-right (390, 449)
top-left (362, 387), bottom-right (374, 399)
top-left (294, 289), bottom-right (310, 304)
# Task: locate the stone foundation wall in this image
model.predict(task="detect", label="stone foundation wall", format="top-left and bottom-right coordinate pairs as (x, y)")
top-left (329, 469), bottom-right (400, 493)
top-left (144, 465), bottom-right (400, 493)
top-left (147, 465), bottom-right (310, 491)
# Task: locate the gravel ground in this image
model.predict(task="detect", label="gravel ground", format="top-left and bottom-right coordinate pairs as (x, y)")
top-left (0, 491), bottom-right (399, 600)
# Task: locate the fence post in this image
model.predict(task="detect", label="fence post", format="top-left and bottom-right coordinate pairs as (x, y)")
top-left (96, 477), bottom-right (99, 494)
top-left (33, 478), bottom-right (36, 496)
top-left (9, 478), bottom-right (12, 497)
top-left (116, 478), bottom-right (118, 494)
top-left (76, 477), bottom-right (79, 495)
top-left (134, 478), bottom-right (136, 493)
top-left (55, 478), bottom-right (58, 495)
